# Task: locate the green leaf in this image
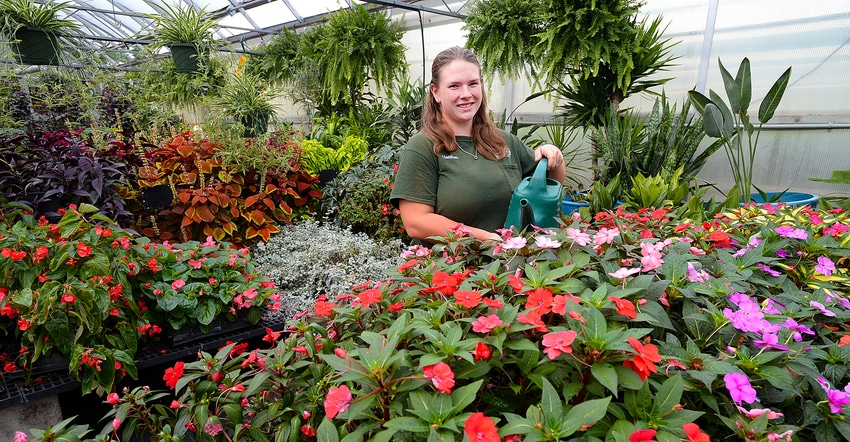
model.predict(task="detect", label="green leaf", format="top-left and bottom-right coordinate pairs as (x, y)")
top-left (539, 377), bottom-right (563, 425)
top-left (758, 66), bottom-right (792, 123)
top-left (383, 417), bottom-right (430, 433)
top-left (757, 365), bottom-right (797, 391)
top-left (702, 104), bottom-right (724, 138)
top-left (195, 300), bottom-right (217, 325)
top-left (561, 397), bottom-right (612, 437)
top-left (505, 338), bottom-right (539, 352)
top-left (656, 374), bottom-right (684, 414)
top-left (317, 418), bottom-right (340, 442)
top-left (450, 380), bottom-right (483, 415)
top-left (590, 362), bottom-right (618, 396)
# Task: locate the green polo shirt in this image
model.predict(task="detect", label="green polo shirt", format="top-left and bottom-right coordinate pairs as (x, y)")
top-left (390, 130), bottom-right (537, 234)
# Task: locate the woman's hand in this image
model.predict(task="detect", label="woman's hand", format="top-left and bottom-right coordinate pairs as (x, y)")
top-left (534, 143), bottom-right (566, 184)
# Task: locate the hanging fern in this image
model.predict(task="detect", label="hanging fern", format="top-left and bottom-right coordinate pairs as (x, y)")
top-left (464, 0), bottom-right (645, 93)
top-left (313, 5), bottom-right (406, 105)
top-left (464, 0), bottom-right (542, 82)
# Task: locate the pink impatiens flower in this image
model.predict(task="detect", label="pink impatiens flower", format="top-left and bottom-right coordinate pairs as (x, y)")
top-left (593, 227), bottom-right (620, 246)
top-left (171, 279), bottom-right (186, 290)
top-left (565, 228), bottom-right (591, 246)
top-left (324, 384), bottom-right (352, 418)
top-left (471, 314), bottom-right (503, 333)
top-left (541, 330), bottom-right (578, 359)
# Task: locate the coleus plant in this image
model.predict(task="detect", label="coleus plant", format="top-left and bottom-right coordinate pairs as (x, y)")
top-left (136, 131), bottom-right (321, 243)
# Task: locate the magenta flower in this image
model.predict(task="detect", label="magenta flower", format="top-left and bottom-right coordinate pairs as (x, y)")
top-left (724, 372), bottom-right (758, 404)
top-left (775, 226), bottom-right (808, 240)
top-left (810, 300), bottom-right (836, 317)
top-left (818, 377), bottom-right (850, 413)
top-left (171, 279), bottom-right (186, 290)
top-left (815, 256), bottom-right (835, 276)
top-left (14, 432), bottom-right (28, 442)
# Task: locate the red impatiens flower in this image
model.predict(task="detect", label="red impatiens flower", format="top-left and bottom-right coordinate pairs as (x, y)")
top-left (262, 327), bottom-right (281, 343)
top-left (300, 424), bottom-right (316, 437)
top-left (314, 300), bottom-right (334, 316)
top-left (324, 384), bottom-right (352, 418)
top-left (683, 423), bottom-right (711, 442)
top-left (61, 293), bottom-right (76, 303)
top-left (839, 334), bottom-right (850, 347)
top-left (608, 296), bottom-right (637, 319)
top-left (464, 412), bottom-right (500, 442)
top-left (423, 361), bottom-right (455, 393)
top-left (541, 330), bottom-right (578, 359)
top-left (629, 429), bottom-right (657, 442)
top-left (507, 270), bottom-right (525, 293)
top-left (357, 288), bottom-right (383, 307)
top-left (624, 337), bottom-right (663, 381)
top-left (474, 342), bottom-right (492, 361)
top-left (454, 290), bottom-right (483, 308)
top-left (163, 361), bottom-right (185, 389)
top-left (525, 287), bottom-right (554, 314)
top-left (431, 271), bottom-right (461, 295)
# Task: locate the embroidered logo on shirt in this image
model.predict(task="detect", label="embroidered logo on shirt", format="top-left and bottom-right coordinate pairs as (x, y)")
top-left (442, 154), bottom-right (460, 160)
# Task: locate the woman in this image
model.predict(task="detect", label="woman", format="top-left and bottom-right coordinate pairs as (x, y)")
top-left (390, 46), bottom-right (566, 243)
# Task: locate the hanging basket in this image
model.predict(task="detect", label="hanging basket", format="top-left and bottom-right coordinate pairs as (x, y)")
top-left (239, 112), bottom-right (269, 138)
top-left (168, 44), bottom-right (204, 73)
top-left (13, 27), bottom-right (60, 65)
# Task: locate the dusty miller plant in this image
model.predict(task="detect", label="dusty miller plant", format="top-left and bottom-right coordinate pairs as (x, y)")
top-left (251, 219), bottom-right (404, 320)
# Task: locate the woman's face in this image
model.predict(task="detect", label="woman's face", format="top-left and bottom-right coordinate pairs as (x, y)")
top-left (430, 60), bottom-right (482, 136)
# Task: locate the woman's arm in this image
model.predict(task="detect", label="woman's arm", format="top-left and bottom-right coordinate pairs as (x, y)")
top-left (398, 200), bottom-right (502, 242)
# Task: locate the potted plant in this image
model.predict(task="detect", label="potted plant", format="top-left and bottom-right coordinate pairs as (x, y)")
top-left (0, 0), bottom-right (80, 65)
top-left (212, 70), bottom-right (280, 138)
top-left (143, 1), bottom-right (219, 73)
top-left (688, 57), bottom-right (799, 205)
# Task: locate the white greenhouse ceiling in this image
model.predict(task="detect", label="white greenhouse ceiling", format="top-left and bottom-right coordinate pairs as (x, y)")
top-left (48, 0), bottom-right (469, 65)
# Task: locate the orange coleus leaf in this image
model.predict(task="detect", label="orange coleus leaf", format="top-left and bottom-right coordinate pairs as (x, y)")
top-left (198, 206), bottom-right (215, 223)
top-left (257, 227), bottom-right (272, 242)
top-left (250, 209), bottom-right (266, 225)
top-left (245, 194), bottom-right (260, 206)
top-left (138, 166), bottom-right (160, 180)
top-left (176, 140), bottom-right (194, 157)
top-left (262, 198), bottom-right (275, 210)
top-left (279, 202), bottom-right (293, 216)
top-left (180, 172), bottom-right (197, 184)
top-left (222, 222), bottom-right (236, 235)
top-left (177, 192), bottom-right (191, 204)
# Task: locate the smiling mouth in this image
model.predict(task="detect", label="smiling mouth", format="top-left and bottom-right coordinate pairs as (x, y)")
top-left (458, 103), bottom-right (475, 109)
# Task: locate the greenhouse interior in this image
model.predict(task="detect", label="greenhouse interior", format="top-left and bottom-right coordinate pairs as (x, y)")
top-left (1, 0), bottom-right (849, 441)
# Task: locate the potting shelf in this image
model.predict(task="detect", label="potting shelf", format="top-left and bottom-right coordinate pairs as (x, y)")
top-left (0, 317), bottom-right (287, 410)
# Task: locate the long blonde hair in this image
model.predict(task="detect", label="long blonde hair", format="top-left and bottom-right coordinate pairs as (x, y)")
top-left (422, 46), bottom-right (508, 160)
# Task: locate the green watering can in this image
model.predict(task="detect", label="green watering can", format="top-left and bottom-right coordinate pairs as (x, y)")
top-left (504, 158), bottom-right (563, 231)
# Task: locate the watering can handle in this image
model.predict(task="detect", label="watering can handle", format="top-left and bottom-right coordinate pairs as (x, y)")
top-left (528, 158), bottom-right (549, 193)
